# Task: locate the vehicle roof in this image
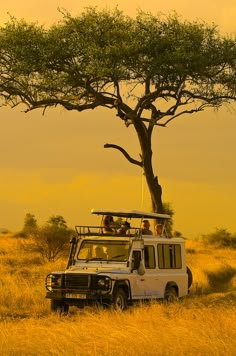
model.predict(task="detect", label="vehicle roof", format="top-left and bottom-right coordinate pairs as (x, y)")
top-left (80, 236), bottom-right (131, 241)
top-left (91, 209), bottom-right (170, 219)
top-left (78, 235), bottom-right (184, 243)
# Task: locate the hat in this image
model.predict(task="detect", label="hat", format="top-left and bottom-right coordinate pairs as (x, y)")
top-left (122, 221), bottom-right (130, 228)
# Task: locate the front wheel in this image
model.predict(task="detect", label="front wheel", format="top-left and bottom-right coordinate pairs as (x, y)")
top-left (112, 288), bottom-right (127, 310)
top-left (51, 299), bottom-right (69, 314)
top-left (164, 287), bottom-right (178, 303)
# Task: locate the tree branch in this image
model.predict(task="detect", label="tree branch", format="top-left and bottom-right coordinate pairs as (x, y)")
top-left (162, 107), bottom-right (204, 125)
top-left (104, 143), bottom-right (142, 167)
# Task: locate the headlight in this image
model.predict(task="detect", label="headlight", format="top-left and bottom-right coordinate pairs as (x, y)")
top-left (96, 277), bottom-right (111, 290)
top-left (97, 279), bottom-right (106, 287)
top-left (45, 273), bottom-right (62, 291)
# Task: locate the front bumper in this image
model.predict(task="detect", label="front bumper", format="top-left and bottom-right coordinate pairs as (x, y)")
top-left (46, 289), bottom-right (113, 306)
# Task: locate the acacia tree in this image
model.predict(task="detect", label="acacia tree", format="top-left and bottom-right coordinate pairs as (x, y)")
top-left (0, 8), bottom-right (235, 212)
top-left (32, 215), bottom-right (72, 262)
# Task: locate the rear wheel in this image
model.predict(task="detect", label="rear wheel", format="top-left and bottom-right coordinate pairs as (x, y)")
top-left (51, 300), bottom-right (69, 314)
top-left (187, 267), bottom-right (193, 289)
top-left (164, 286), bottom-right (178, 303)
top-left (112, 288), bottom-right (127, 310)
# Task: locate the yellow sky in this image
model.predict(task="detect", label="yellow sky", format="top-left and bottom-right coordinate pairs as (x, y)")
top-left (0, 1), bottom-right (236, 237)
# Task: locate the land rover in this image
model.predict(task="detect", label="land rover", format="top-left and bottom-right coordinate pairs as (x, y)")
top-left (45, 209), bottom-right (192, 312)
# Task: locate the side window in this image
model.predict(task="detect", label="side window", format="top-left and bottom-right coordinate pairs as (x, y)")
top-left (144, 245), bottom-right (156, 269)
top-left (157, 244), bottom-right (182, 269)
top-left (131, 250), bottom-right (142, 270)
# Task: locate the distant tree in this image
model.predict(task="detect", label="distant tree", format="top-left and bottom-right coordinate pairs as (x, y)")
top-left (22, 213), bottom-right (38, 236)
top-left (47, 215), bottom-right (67, 228)
top-left (0, 8), bottom-right (235, 213)
top-left (22, 215), bottom-right (72, 261)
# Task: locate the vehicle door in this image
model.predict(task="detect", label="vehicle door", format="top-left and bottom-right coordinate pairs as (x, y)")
top-left (140, 244), bottom-right (163, 298)
top-left (129, 249), bottom-right (148, 299)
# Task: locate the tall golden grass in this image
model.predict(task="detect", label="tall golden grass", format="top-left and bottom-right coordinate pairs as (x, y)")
top-left (0, 234), bottom-right (235, 355)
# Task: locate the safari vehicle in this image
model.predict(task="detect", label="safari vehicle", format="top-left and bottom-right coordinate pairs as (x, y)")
top-left (45, 209), bottom-right (192, 312)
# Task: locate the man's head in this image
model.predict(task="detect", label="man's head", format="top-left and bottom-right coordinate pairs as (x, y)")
top-left (142, 220), bottom-right (150, 230)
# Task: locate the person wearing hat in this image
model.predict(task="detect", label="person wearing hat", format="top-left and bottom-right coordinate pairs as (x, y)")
top-left (117, 221), bottom-right (131, 235)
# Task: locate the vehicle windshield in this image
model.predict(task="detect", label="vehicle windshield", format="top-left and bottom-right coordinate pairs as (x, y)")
top-left (77, 240), bottom-right (130, 262)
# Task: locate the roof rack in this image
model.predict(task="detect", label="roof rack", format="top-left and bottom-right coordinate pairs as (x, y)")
top-left (91, 209), bottom-right (170, 219)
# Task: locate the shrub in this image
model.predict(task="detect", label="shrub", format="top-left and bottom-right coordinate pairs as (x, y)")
top-left (201, 228), bottom-right (236, 248)
top-left (0, 229), bottom-right (9, 234)
top-left (204, 265), bottom-right (236, 292)
top-left (13, 231), bottom-right (27, 238)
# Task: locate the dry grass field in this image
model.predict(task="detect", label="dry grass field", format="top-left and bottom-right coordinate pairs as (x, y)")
top-left (0, 233), bottom-right (235, 355)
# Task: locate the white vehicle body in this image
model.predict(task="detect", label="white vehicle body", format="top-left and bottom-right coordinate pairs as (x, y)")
top-left (45, 209), bottom-right (192, 311)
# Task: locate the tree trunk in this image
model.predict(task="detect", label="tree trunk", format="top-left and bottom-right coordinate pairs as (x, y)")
top-left (133, 121), bottom-right (163, 213)
top-left (142, 148), bottom-right (163, 213)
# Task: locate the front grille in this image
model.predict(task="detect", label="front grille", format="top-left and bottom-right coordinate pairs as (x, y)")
top-left (64, 274), bottom-right (90, 289)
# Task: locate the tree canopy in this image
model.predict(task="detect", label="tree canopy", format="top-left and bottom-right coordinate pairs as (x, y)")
top-left (0, 7), bottom-right (235, 212)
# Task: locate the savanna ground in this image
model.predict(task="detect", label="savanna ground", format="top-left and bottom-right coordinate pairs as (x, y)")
top-left (0, 233), bottom-right (235, 355)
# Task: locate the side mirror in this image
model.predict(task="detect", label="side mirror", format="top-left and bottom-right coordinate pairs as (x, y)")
top-left (137, 260), bottom-right (145, 275)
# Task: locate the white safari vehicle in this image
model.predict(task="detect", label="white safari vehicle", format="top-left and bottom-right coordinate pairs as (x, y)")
top-left (45, 209), bottom-right (192, 312)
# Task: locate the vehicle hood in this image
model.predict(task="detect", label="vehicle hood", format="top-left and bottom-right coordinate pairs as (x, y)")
top-left (66, 265), bottom-right (129, 274)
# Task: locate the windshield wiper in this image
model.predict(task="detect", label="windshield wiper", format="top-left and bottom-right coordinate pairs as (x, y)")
top-left (110, 254), bottom-right (126, 260)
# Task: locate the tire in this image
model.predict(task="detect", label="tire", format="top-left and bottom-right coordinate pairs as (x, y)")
top-left (112, 288), bottom-right (127, 311)
top-left (187, 267), bottom-right (193, 289)
top-left (51, 299), bottom-right (69, 314)
top-left (164, 286), bottom-right (178, 303)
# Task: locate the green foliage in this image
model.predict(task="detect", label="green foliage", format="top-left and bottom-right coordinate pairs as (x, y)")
top-left (201, 228), bottom-right (236, 249)
top-left (204, 265), bottom-right (236, 292)
top-left (1, 8), bottom-right (235, 110)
